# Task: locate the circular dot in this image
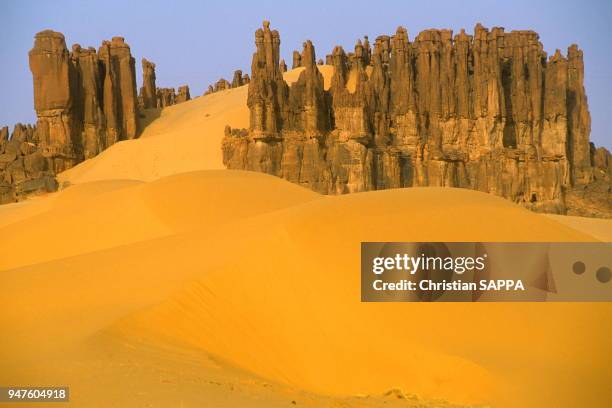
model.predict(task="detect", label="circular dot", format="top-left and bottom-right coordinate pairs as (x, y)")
top-left (572, 261), bottom-right (586, 275)
top-left (596, 267), bottom-right (611, 283)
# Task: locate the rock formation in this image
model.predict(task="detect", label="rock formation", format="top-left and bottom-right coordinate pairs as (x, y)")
top-left (100, 37), bottom-right (139, 142)
top-left (223, 22), bottom-right (611, 217)
top-left (232, 70), bottom-right (245, 87)
top-left (138, 58), bottom-right (191, 109)
top-left (153, 85), bottom-right (191, 107)
top-left (292, 50), bottom-right (302, 69)
top-left (176, 85), bottom-right (191, 103)
top-left (279, 59), bottom-right (287, 73)
top-left (29, 30), bottom-right (79, 172)
top-left (216, 78), bottom-right (231, 91)
top-left (0, 123), bottom-right (57, 204)
top-left (205, 70), bottom-right (250, 96)
top-left (1, 30), bottom-right (145, 204)
top-left (5, 29), bottom-right (197, 205)
top-left (156, 88), bottom-right (176, 107)
top-left (29, 30), bottom-right (139, 172)
top-left (139, 58), bottom-right (157, 109)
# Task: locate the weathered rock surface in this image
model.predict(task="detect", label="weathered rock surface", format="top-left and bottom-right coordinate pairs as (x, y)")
top-left (138, 58), bottom-right (191, 109)
top-left (139, 58), bottom-right (157, 109)
top-left (29, 30), bottom-right (139, 172)
top-left (292, 50), bottom-right (302, 69)
top-left (206, 70), bottom-right (250, 96)
top-left (105, 37), bottom-right (138, 141)
top-left (2, 30), bottom-right (146, 205)
top-left (223, 22), bottom-right (611, 217)
top-left (0, 123), bottom-right (57, 204)
top-left (176, 85), bottom-right (191, 103)
top-left (155, 85), bottom-right (190, 107)
top-left (232, 70), bottom-right (245, 87)
top-left (156, 87), bottom-right (176, 107)
top-left (204, 78), bottom-right (230, 95)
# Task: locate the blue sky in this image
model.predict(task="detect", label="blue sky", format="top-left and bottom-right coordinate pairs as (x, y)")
top-left (2, 0), bottom-right (611, 148)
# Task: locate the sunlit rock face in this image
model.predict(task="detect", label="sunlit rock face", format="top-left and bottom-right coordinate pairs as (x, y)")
top-left (223, 21), bottom-right (611, 217)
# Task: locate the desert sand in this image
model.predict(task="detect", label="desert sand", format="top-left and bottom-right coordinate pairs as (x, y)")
top-left (1, 68), bottom-right (611, 408)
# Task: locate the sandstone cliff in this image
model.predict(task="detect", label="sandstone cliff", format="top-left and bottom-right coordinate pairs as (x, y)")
top-left (1, 30), bottom-right (144, 204)
top-left (139, 58), bottom-right (157, 109)
top-left (29, 30), bottom-right (139, 172)
top-left (223, 22), bottom-right (611, 217)
top-left (0, 123), bottom-right (57, 204)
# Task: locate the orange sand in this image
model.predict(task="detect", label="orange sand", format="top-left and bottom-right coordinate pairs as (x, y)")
top-left (1, 68), bottom-right (610, 408)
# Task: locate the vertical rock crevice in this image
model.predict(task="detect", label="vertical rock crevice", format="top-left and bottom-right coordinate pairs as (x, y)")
top-left (223, 21), bottom-right (611, 217)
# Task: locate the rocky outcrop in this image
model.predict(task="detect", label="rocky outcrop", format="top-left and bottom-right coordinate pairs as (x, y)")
top-left (138, 58), bottom-right (191, 109)
top-left (29, 30), bottom-right (79, 172)
top-left (223, 22), bottom-right (611, 217)
top-left (204, 78), bottom-right (230, 95)
top-left (565, 145), bottom-right (611, 218)
top-left (156, 88), bottom-right (176, 107)
top-left (29, 30), bottom-right (139, 173)
top-left (232, 70), bottom-right (245, 87)
top-left (101, 37), bottom-right (138, 141)
top-left (139, 58), bottom-right (157, 109)
top-left (176, 85), bottom-right (191, 103)
top-left (0, 29), bottom-right (145, 205)
top-left (154, 85), bottom-right (191, 107)
top-left (216, 78), bottom-right (231, 91)
top-left (292, 50), bottom-right (302, 69)
top-left (0, 123), bottom-right (57, 204)
top-left (205, 71), bottom-right (250, 96)
top-left (5, 29), bottom-right (198, 206)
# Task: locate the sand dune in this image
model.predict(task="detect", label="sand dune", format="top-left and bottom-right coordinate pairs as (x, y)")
top-left (58, 66), bottom-right (334, 186)
top-left (1, 68), bottom-right (611, 408)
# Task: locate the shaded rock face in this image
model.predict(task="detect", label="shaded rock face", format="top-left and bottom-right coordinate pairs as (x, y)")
top-left (232, 70), bottom-right (245, 87)
top-left (223, 22), bottom-right (611, 217)
top-left (29, 30), bottom-right (139, 171)
top-left (138, 58), bottom-right (191, 108)
top-left (155, 85), bottom-right (190, 107)
top-left (216, 78), bottom-right (231, 91)
top-left (565, 144), bottom-right (612, 218)
top-left (176, 85), bottom-right (191, 103)
top-left (0, 123), bottom-right (58, 204)
top-left (1, 29), bottom-right (147, 205)
top-left (156, 87), bottom-right (176, 107)
top-left (99, 37), bottom-right (139, 142)
top-left (139, 58), bottom-right (157, 109)
top-left (292, 50), bottom-right (302, 69)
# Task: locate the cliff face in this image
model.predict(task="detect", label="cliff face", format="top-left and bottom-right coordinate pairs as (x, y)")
top-left (223, 22), bottom-right (611, 217)
top-left (5, 30), bottom-right (199, 205)
top-left (0, 123), bottom-right (58, 204)
top-left (29, 30), bottom-right (139, 171)
top-left (1, 30), bottom-right (143, 204)
top-left (140, 58), bottom-right (157, 109)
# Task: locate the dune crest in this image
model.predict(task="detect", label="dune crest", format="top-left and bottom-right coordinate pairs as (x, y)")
top-left (2, 169), bottom-right (610, 408)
